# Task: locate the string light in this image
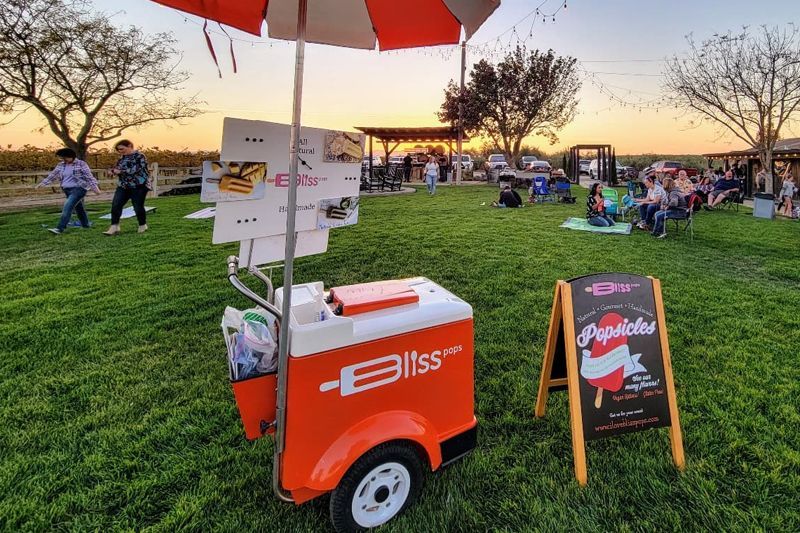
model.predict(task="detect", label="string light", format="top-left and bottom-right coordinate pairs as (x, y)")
top-left (170, 0), bottom-right (667, 113)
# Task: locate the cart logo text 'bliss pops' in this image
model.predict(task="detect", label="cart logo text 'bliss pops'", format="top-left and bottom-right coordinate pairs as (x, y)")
top-left (319, 345), bottom-right (463, 397)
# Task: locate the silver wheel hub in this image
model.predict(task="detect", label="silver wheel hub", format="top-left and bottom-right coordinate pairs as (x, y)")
top-left (351, 462), bottom-right (411, 528)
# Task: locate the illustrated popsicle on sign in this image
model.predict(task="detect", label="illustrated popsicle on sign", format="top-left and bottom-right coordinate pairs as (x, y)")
top-left (584, 312), bottom-right (627, 408)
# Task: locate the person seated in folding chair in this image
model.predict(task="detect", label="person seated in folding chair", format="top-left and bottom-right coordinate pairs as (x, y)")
top-left (705, 170), bottom-right (740, 210)
top-left (636, 174), bottom-right (664, 231)
top-left (675, 170), bottom-right (695, 198)
top-left (491, 185), bottom-right (523, 208)
top-left (586, 182), bottom-right (615, 227)
top-left (651, 177), bottom-right (688, 239)
top-left (694, 175), bottom-right (714, 205)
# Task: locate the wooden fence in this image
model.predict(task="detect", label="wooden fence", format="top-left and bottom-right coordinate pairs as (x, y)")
top-left (0, 164), bottom-right (202, 209)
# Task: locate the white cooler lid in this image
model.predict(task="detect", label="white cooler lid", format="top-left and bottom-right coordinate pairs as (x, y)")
top-left (275, 277), bottom-right (472, 357)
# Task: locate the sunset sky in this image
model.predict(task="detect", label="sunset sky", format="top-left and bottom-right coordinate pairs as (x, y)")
top-left (2, 0), bottom-right (798, 155)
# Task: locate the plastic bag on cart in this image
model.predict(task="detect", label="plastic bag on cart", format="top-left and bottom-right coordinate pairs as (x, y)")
top-left (222, 306), bottom-right (278, 381)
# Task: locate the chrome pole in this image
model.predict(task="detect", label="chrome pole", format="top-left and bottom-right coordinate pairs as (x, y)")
top-left (273, 0), bottom-right (307, 504)
top-left (456, 40), bottom-right (466, 185)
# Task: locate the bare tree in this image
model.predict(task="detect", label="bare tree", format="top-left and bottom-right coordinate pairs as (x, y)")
top-left (439, 47), bottom-right (580, 169)
top-left (0, 0), bottom-right (202, 159)
top-left (664, 26), bottom-right (800, 193)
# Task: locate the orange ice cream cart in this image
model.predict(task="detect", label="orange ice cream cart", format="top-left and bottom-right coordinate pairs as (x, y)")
top-left (145, 1), bottom-right (501, 530)
top-left (226, 259), bottom-right (477, 530)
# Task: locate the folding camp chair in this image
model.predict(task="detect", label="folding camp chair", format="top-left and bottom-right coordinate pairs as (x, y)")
top-left (602, 188), bottom-right (620, 219)
top-left (620, 194), bottom-right (639, 221)
top-left (666, 206), bottom-right (694, 241)
top-left (533, 176), bottom-right (555, 202)
top-left (555, 179), bottom-right (576, 203)
top-left (720, 190), bottom-right (744, 211)
top-left (627, 180), bottom-right (637, 197)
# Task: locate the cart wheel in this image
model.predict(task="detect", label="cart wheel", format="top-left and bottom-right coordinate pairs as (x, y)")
top-left (330, 441), bottom-right (423, 532)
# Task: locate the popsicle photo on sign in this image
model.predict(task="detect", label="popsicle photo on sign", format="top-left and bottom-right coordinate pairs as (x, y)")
top-left (323, 130), bottom-right (363, 163)
top-left (318, 196), bottom-right (359, 229)
top-left (201, 161), bottom-right (267, 203)
top-left (579, 312), bottom-right (649, 408)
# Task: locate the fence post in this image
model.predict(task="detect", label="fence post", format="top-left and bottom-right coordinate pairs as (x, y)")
top-left (150, 162), bottom-right (159, 198)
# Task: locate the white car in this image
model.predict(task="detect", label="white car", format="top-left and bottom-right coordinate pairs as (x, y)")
top-left (487, 154), bottom-right (507, 170)
top-left (388, 155), bottom-right (405, 166)
top-left (579, 159), bottom-right (591, 174)
top-left (451, 154), bottom-right (474, 171)
top-left (590, 159), bottom-right (630, 179)
top-left (362, 155), bottom-right (382, 168)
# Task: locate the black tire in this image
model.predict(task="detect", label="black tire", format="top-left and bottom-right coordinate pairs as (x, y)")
top-left (329, 441), bottom-right (424, 532)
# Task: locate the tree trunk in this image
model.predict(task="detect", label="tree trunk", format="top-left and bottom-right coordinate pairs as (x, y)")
top-left (759, 148), bottom-right (774, 194)
top-left (75, 144), bottom-right (89, 161)
top-left (54, 132), bottom-right (87, 161)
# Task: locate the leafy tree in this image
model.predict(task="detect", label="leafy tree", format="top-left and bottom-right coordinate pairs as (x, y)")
top-left (664, 26), bottom-right (800, 193)
top-left (439, 46), bottom-right (580, 169)
top-left (0, 0), bottom-right (202, 159)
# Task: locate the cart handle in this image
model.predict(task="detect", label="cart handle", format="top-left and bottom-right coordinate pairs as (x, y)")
top-left (226, 256), bottom-right (283, 320)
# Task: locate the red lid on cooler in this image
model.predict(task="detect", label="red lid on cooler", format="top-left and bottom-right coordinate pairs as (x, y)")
top-left (329, 280), bottom-right (420, 316)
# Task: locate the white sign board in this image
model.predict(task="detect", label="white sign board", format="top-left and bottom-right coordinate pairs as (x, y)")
top-left (239, 230), bottom-right (330, 268)
top-left (213, 118), bottom-right (363, 244)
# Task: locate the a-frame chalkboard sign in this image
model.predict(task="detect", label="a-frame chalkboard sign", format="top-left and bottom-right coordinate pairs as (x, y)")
top-left (535, 273), bottom-right (685, 485)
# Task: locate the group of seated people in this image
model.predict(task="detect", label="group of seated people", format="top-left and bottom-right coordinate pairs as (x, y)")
top-left (588, 169), bottom-right (741, 238)
top-left (640, 169), bottom-right (741, 233)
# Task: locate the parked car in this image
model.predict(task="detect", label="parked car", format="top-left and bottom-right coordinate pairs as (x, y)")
top-left (525, 160), bottom-right (552, 173)
top-left (451, 154), bottom-right (474, 171)
top-left (649, 160), bottom-right (699, 179)
top-left (615, 161), bottom-right (638, 180)
top-left (518, 155), bottom-right (539, 170)
top-left (362, 155), bottom-right (382, 168)
top-left (388, 155), bottom-right (405, 166)
top-left (487, 154), bottom-right (507, 170)
top-left (589, 159), bottom-right (630, 180)
top-left (578, 159), bottom-right (591, 174)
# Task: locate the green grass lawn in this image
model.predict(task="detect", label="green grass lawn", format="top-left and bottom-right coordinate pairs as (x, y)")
top-left (1, 186), bottom-right (799, 531)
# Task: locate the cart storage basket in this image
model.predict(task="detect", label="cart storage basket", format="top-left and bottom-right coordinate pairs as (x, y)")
top-left (222, 307), bottom-right (278, 440)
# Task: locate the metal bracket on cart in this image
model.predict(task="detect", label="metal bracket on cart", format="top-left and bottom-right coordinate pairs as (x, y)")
top-left (226, 255), bottom-right (282, 320)
top-left (225, 256), bottom-right (294, 503)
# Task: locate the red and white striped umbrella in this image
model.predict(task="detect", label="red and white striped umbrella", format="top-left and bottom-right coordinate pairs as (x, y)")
top-left (154, 0), bottom-right (500, 50)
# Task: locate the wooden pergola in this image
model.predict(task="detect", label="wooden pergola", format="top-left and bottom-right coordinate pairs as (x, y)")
top-left (355, 126), bottom-right (469, 180)
top-left (567, 144), bottom-right (617, 184)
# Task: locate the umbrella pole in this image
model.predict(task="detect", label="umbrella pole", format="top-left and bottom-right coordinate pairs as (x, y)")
top-left (274, 0), bottom-right (307, 504)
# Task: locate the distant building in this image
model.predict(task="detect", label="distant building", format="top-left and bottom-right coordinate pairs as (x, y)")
top-left (704, 138), bottom-right (800, 196)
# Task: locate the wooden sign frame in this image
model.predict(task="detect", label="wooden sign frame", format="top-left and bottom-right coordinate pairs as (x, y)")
top-left (535, 277), bottom-right (685, 486)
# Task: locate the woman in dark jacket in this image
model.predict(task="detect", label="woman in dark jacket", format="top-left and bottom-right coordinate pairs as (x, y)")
top-left (103, 139), bottom-right (150, 235)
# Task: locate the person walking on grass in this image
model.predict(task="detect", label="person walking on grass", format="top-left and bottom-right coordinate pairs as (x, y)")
top-left (36, 148), bottom-right (100, 235)
top-left (424, 155), bottom-right (439, 195)
top-left (778, 170), bottom-right (796, 217)
top-left (586, 182), bottom-right (615, 227)
top-left (103, 140), bottom-right (150, 236)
